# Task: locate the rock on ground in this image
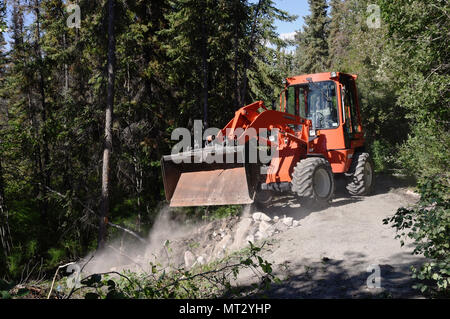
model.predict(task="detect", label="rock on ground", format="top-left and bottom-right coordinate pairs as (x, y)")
top-left (229, 217), bottom-right (253, 251)
top-left (184, 251), bottom-right (195, 269)
top-left (252, 212), bottom-right (272, 222)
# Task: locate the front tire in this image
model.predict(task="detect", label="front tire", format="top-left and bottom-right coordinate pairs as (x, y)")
top-left (345, 152), bottom-right (375, 195)
top-left (291, 157), bottom-right (335, 206)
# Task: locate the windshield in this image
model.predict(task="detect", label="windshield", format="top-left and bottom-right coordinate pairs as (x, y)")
top-left (286, 81), bottom-right (339, 129)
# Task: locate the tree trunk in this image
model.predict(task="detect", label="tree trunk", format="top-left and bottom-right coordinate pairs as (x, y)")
top-left (201, 19), bottom-right (208, 129)
top-left (233, 14), bottom-right (240, 110)
top-left (63, 33), bottom-right (68, 94)
top-left (98, 0), bottom-right (116, 250)
top-left (240, 0), bottom-right (262, 107)
top-left (34, 0), bottom-right (50, 226)
top-left (12, 0), bottom-right (23, 46)
top-left (0, 151), bottom-right (12, 259)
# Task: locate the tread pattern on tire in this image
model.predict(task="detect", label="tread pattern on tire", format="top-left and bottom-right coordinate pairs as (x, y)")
top-left (291, 157), bottom-right (335, 203)
top-left (345, 152), bottom-right (374, 195)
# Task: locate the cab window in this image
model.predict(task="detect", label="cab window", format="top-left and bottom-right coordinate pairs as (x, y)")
top-left (286, 81), bottom-right (339, 130)
top-left (306, 81), bottom-right (339, 129)
top-left (341, 78), bottom-right (361, 134)
top-left (286, 85), bottom-right (307, 118)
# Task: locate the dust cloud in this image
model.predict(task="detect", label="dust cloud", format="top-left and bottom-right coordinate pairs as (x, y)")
top-left (78, 203), bottom-right (283, 276)
top-left (82, 206), bottom-right (200, 275)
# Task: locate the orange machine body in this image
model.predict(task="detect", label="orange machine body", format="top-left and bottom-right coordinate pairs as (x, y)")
top-left (161, 72), bottom-right (367, 207)
top-left (215, 72), bottom-right (365, 185)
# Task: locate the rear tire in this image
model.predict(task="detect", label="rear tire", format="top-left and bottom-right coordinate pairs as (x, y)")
top-left (291, 157), bottom-right (335, 206)
top-left (345, 152), bottom-right (375, 195)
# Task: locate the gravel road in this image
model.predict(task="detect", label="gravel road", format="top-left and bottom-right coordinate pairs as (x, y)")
top-left (236, 174), bottom-right (425, 298)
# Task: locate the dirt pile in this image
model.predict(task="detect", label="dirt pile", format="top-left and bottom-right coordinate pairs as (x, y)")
top-left (180, 211), bottom-right (302, 269)
top-left (82, 207), bottom-right (303, 274)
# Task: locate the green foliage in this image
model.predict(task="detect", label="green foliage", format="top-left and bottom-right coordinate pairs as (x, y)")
top-left (370, 140), bottom-right (395, 173)
top-left (379, 0), bottom-right (449, 184)
top-left (399, 121), bottom-right (450, 180)
top-left (295, 0), bottom-right (329, 73)
top-left (205, 205), bottom-right (242, 221)
top-left (383, 176), bottom-right (450, 295)
top-left (6, 239), bottom-right (39, 278)
top-left (6, 252), bottom-right (22, 278)
top-left (378, 1), bottom-right (449, 296)
top-left (47, 248), bottom-right (67, 268)
top-left (0, 278), bottom-right (14, 299)
top-left (62, 242), bottom-right (278, 299)
top-left (175, 205), bottom-right (242, 222)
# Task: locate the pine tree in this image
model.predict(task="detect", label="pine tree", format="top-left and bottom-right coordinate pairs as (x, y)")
top-left (0, 0), bottom-right (13, 270)
top-left (295, 0), bottom-right (329, 73)
top-left (239, 0), bottom-right (296, 106)
top-left (327, 0), bottom-right (347, 69)
top-left (98, 0), bottom-right (117, 249)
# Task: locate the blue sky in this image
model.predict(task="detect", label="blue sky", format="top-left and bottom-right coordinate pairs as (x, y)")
top-left (272, 0), bottom-right (309, 39)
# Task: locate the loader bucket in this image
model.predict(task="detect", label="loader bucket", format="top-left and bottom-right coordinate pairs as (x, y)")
top-left (161, 146), bottom-right (259, 207)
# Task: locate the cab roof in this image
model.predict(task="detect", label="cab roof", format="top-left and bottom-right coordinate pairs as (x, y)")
top-left (286, 72), bottom-right (357, 86)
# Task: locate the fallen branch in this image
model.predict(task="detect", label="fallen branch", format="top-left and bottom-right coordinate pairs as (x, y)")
top-left (107, 221), bottom-right (147, 244)
top-left (47, 262), bottom-right (76, 299)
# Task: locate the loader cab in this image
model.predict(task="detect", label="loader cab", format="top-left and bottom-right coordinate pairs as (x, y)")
top-left (283, 79), bottom-right (339, 130)
top-left (281, 72), bottom-right (365, 173)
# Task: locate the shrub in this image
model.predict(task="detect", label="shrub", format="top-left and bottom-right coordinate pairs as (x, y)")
top-left (47, 248), bottom-right (67, 268)
top-left (370, 139), bottom-right (395, 172)
top-left (176, 205), bottom-right (242, 222)
top-left (61, 242), bottom-right (279, 299)
top-left (399, 121), bottom-right (450, 181)
top-left (383, 175), bottom-right (450, 296)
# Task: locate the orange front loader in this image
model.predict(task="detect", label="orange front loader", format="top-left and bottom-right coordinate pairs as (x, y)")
top-left (162, 72), bottom-right (374, 207)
